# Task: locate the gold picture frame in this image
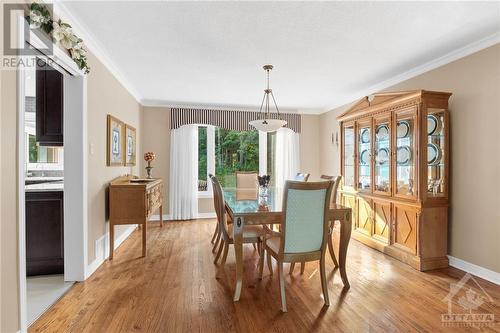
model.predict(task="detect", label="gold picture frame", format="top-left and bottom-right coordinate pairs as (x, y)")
top-left (107, 115), bottom-right (125, 166)
top-left (124, 124), bottom-right (136, 166)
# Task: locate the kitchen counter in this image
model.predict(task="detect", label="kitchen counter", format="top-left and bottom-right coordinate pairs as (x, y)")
top-left (25, 182), bottom-right (64, 192)
top-left (25, 176), bottom-right (64, 182)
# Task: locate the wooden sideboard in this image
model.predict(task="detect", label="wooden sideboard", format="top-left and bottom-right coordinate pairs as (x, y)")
top-left (109, 176), bottom-right (163, 259)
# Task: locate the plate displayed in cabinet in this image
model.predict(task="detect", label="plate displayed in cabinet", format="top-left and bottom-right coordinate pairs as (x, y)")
top-left (376, 124), bottom-right (389, 141)
top-left (376, 147), bottom-right (390, 165)
top-left (360, 149), bottom-right (370, 165)
top-left (427, 114), bottom-right (442, 136)
top-left (397, 146), bottom-right (412, 165)
top-left (360, 129), bottom-right (370, 143)
top-left (397, 121), bottom-right (410, 138)
top-left (427, 143), bottom-right (442, 165)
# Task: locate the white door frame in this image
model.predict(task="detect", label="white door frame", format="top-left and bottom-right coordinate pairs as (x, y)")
top-left (16, 16), bottom-right (88, 332)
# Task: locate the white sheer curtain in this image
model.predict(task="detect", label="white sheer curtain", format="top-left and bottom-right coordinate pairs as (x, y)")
top-left (169, 124), bottom-right (199, 220)
top-left (275, 127), bottom-right (300, 189)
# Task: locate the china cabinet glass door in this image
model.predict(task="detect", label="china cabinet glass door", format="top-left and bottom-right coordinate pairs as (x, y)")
top-left (427, 110), bottom-right (446, 197)
top-left (357, 120), bottom-right (372, 192)
top-left (343, 123), bottom-right (355, 188)
top-left (395, 109), bottom-right (417, 198)
top-left (374, 115), bottom-right (391, 195)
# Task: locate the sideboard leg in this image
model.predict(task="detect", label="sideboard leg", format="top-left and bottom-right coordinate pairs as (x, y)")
top-left (160, 205), bottom-right (163, 227)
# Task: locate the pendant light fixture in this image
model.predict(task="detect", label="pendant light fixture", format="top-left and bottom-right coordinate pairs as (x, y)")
top-left (249, 64), bottom-right (287, 132)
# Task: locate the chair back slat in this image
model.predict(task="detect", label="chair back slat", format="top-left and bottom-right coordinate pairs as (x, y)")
top-left (210, 175), bottom-right (230, 241)
top-left (281, 181), bottom-right (333, 254)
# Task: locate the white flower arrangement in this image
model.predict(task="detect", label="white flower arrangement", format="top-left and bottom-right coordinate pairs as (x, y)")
top-left (29, 9), bottom-right (49, 29)
top-left (52, 20), bottom-right (78, 49)
top-left (27, 2), bottom-right (90, 74)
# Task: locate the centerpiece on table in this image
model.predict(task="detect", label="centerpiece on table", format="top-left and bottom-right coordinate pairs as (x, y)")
top-left (257, 175), bottom-right (271, 198)
top-left (144, 152), bottom-right (156, 179)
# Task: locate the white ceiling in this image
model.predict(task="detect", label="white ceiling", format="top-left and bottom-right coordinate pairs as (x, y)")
top-left (61, 1), bottom-right (500, 114)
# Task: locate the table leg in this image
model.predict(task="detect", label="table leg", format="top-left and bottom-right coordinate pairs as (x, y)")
top-left (339, 213), bottom-right (352, 288)
top-left (109, 223), bottom-right (114, 260)
top-left (233, 216), bottom-right (244, 301)
top-left (142, 219), bottom-right (147, 257)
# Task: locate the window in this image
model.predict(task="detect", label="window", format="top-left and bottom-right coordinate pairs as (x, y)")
top-left (197, 126), bottom-right (275, 195)
top-left (28, 134), bottom-right (60, 163)
top-left (198, 127), bottom-right (208, 191)
top-left (215, 128), bottom-right (259, 187)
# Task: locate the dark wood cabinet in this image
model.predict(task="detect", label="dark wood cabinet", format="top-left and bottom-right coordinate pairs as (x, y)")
top-left (26, 191), bottom-right (64, 276)
top-left (36, 60), bottom-right (64, 146)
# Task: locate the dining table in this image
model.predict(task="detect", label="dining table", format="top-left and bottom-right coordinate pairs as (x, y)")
top-left (223, 186), bottom-right (353, 302)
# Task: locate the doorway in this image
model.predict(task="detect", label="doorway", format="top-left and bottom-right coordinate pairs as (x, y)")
top-left (16, 16), bottom-right (88, 331)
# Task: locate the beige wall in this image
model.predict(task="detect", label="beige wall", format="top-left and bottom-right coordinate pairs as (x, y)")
top-left (141, 107), bottom-right (170, 213)
top-left (86, 52), bottom-right (142, 263)
top-left (320, 44), bottom-right (500, 273)
top-left (300, 114), bottom-right (321, 180)
top-left (142, 108), bottom-right (321, 215)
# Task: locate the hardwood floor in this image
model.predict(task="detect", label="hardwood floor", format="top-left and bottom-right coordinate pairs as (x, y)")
top-left (30, 219), bottom-right (500, 332)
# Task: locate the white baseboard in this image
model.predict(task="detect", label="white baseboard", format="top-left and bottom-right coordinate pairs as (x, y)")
top-left (448, 255), bottom-right (500, 285)
top-left (149, 214), bottom-right (171, 221)
top-left (197, 212), bottom-right (217, 219)
top-left (85, 225), bottom-right (137, 279)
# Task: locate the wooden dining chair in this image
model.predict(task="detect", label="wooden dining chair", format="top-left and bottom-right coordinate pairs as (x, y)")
top-left (294, 173), bottom-right (310, 182)
top-left (235, 171), bottom-right (258, 189)
top-left (290, 175), bottom-right (341, 275)
top-left (210, 175), bottom-right (264, 266)
top-left (259, 180), bottom-right (334, 312)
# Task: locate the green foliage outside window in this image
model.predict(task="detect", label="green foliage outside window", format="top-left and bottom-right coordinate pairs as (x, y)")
top-left (29, 134), bottom-right (38, 163)
top-left (215, 128), bottom-right (259, 187)
top-left (197, 127), bottom-right (263, 190)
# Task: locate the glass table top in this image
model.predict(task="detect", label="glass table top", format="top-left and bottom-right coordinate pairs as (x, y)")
top-left (223, 187), bottom-right (284, 215)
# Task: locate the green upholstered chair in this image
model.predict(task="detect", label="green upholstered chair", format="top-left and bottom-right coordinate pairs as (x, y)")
top-left (260, 180), bottom-right (334, 312)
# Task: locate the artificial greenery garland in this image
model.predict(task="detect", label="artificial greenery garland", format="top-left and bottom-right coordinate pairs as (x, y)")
top-left (27, 2), bottom-right (90, 74)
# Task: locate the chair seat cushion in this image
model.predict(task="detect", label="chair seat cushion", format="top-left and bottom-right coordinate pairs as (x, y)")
top-left (266, 236), bottom-right (281, 255)
top-left (228, 225), bottom-right (263, 239)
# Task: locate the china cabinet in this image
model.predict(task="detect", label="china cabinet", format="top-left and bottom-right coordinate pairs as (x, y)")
top-left (337, 90), bottom-right (451, 271)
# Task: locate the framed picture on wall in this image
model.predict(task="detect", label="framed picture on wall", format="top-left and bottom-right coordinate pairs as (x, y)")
top-left (125, 124), bottom-right (136, 166)
top-left (107, 115), bottom-right (124, 166)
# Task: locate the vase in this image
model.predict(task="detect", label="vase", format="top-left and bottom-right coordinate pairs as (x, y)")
top-left (145, 163), bottom-right (153, 179)
top-left (258, 185), bottom-right (269, 198)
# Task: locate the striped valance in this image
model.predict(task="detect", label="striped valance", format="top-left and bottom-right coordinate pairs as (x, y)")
top-left (170, 108), bottom-right (301, 133)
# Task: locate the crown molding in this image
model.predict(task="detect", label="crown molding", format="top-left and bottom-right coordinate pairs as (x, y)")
top-left (52, 1), bottom-right (142, 103)
top-left (323, 32), bottom-right (500, 114)
top-left (140, 99), bottom-right (308, 114)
